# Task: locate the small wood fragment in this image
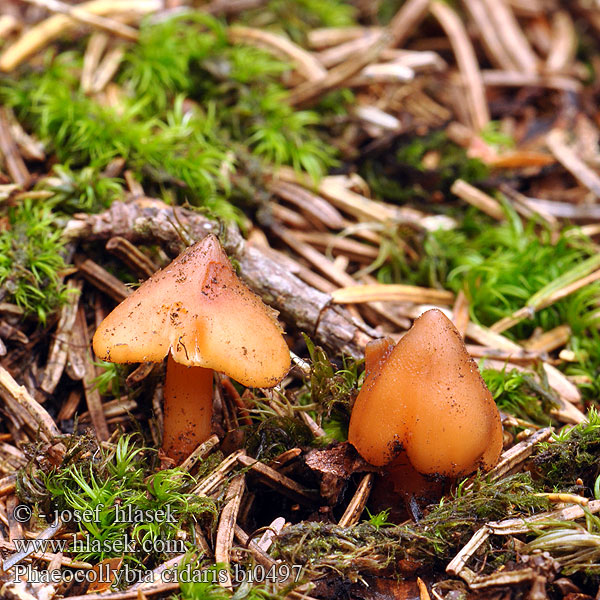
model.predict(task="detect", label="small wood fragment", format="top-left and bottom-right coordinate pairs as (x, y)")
top-left (237, 454), bottom-right (319, 505)
top-left (233, 524), bottom-right (279, 571)
top-left (193, 450), bottom-right (245, 496)
top-left (81, 32), bottom-right (109, 93)
top-left (89, 45), bottom-right (125, 93)
top-left (180, 434), bottom-right (220, 472)
top-left (338, 473), bottom-right (374, 527)
top-left (451, 179), bottom-right (504, 221)
top-left (40, 280), bottom-right (82, 395)
top-left (522, 325), bottom-right (571, 353)
top-left (215, 474), bottom-right (245, 589)
top-left (22, 0), bottom-right (140, 41)
top-left (78, 306), bottom-right (110, 441)
top-left (0, 107), bottom-right (30, 186)
top-left (106, 236), bottom-right (158, 279)
top-left (0, 0), bottom-right (159, 72)
top-left (78, 258), bottom-right (131, 302)
top-left (547, 128), bottom-right (600, 197)
top-left (228, 26), bottom-right (326, 81)
top-left (0, 367), bottom-right (60, 441)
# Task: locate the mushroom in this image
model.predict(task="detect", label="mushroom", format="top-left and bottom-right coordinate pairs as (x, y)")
top-left (348, 309), bottom-right (503, 479)
top-left (93, 234), bottom-right (291, 462)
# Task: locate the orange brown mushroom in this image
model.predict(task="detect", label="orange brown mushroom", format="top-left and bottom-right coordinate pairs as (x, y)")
top-left (348, 309), bottom-right (503, 497)
top-left (93, 234), bottom-right (291, 463)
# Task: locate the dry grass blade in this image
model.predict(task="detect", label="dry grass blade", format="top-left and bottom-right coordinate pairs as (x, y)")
top-left (106, 237), bottom-right (158, 279)
top-left (430, 1), bottom-right (489, 131)
top-left (480, 0), bottom-right (538, 74)
top-left (481, 69), bottom-right (581, 92)
top-left (228, 26), bottom-right (327, 81)
top-left (484, 428), bottom-right (552, 482)
top-left (308, 27), bottom-right (381, 51)
top-left (462, 0), bottom-right (518, 70)
top-left (22, 0), bottom-right (140, 41)
top-left (180, 434), bottom-right (220, 472)
top-left (546, 129), bottom-right (600, 197)
top-left (81, 32), bottom-right (109, 93)
top-left (331, 284), bottom-right (454, 306)
top-left (451, 179), bottom-right (505, 221)
top-left (287, 31), bottom-right (389, 107)
top-left (522, 324), bottom-right (571, 353)
top-left (0, 107), bottom-right (30, 186)
top-left (78, 258), bottom-right (131, 302)
top-left (0, 0), bottom-right (160, 72)
top-left (292, 231), bottom-right (379, 262)
top-left (193, 449), bottom-right (245, 496)
top-left (546, 11), bottom-right (577, 73)
top-left (78, 306), bottom-right (110, 441)
top-left (491, 255), bottom-right (600, 333)
top-left (88, 45), bottom-right (125, 94)
top-left (387, 0), bottom-right (430, 48)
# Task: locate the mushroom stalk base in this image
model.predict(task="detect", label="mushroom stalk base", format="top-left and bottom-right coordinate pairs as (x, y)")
top-left (162, 355), bottom-right (214, 464)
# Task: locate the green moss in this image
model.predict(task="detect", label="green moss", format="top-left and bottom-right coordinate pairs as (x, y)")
top-left (272, 473), bottom-right (547, 578)
top-left (362, 131), bottom-right (489, 203)
top-left (534, 409), bottom-right (600, 494)
top-left (0, 15), bottom-right (338, 221)
top-left (303, 335), bottom-right (364, 442)
top-left (481, 366), bottom-right (558, 426)
top-left (18, 435), bottom-right (217, 568)
top-left (0, 197), bottom-right (69, 323)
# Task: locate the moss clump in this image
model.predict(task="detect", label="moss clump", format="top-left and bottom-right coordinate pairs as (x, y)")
top-left (272, 473), bottom-right (547, 579)
top-left (481, 366), bottom-right (558, 427)
top-left (18, 435), bottom-right (217, 567)
top-left (534, 409), bottom-right (600, 494)
top-left (0, 197), bottom-right (69, 323)
top-left (0, 14), bottom-right (338, 222)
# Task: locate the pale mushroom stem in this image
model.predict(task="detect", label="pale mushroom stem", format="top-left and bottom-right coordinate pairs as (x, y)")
top-left (162, 354), bottom-right (214, 463)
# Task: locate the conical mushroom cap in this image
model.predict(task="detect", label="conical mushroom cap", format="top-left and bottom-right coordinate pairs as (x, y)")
top-left (348, 309), bottom-right (503, 477)
top-left (93, 235), bottom-right (290, 387)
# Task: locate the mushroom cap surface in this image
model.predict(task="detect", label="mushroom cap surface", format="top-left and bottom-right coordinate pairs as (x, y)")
top-left (93, 234), bottom-right (290, 387)
top-left (348, 309), bottom-right (503, 477)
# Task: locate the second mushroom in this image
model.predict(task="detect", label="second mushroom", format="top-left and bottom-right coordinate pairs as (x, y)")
top-left (93, 234), bottom-right (291, 463)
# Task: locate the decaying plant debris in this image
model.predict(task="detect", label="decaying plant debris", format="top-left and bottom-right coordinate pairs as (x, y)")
top-left (1, 0), bottom-right (600, 599)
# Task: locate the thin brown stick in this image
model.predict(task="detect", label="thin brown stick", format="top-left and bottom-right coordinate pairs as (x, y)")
top-left (77, 258), bottom-right (131, 302)
top-left (451, 179), bottom-right (505, 221)
top-left (546, 11), bottom-right (576, 73)
top-left (0, 367), bottom-right (60, 441)
top-left (106, 236), bottom-right (158, 279)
